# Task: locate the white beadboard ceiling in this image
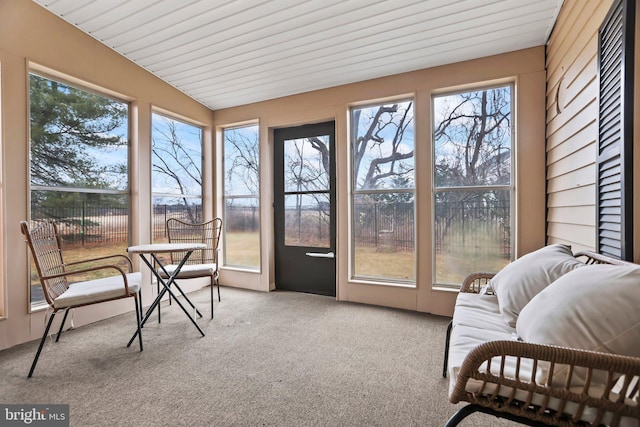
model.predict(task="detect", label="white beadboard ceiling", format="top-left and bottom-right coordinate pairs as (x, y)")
top-left (33, 0), bottom-right (563, 110)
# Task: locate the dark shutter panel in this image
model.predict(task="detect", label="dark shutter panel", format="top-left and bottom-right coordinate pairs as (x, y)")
top-left (597, 0), bottom-right (634, 260)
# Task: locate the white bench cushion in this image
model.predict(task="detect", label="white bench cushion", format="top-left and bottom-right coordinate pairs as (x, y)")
top-left (54, 272), bottom-right (141, 309)
top-left (452, 293), bottom-right (513, 333)
top-left (447, 324), bottom-right (516, 386)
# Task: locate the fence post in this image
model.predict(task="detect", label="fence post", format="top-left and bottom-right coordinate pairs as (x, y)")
top-left (374, 203), bottom-right (378, 246)
top-left (81, 201), bottom-right (86, 246)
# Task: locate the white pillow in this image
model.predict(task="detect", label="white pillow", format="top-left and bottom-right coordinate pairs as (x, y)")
top-left (491, 244), bottom-right (583, 327)
top-left (517, 264), bottom-right (640, 385)
top-left (517, 264), bottom-right (640, 355)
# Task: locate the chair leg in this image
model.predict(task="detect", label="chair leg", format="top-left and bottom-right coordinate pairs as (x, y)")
top-left (216, 276), bottom-right (221, 302)
top-left (210, 277), bottom-right (214, 319)
top-left (443, 319), bottom-right (453, 378)
top-left (157, 280), bottom-right (161, 323)
top-left (28, 311), bottom-right (57, 378)
top-left (446, 404), bottom-right (553, 427)
top-left (55, 309), bottom-right (70, 342)
top-left (134, 293), bottom-right (143, 352)
top-left (445, 404), bottom-right (479, 427)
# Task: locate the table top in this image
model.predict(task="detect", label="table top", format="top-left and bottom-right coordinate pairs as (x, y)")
top-left (127, 242), bottom-right (207, 254)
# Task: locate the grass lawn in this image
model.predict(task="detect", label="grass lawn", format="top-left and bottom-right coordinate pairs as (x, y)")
top-left (354, 246), bottom-right (415, 281)
top-left (224, 232), bottom-right (260, 268)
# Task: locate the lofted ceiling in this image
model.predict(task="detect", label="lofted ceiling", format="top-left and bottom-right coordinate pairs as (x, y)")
top-left (33, 0), bottom-right (563, 110)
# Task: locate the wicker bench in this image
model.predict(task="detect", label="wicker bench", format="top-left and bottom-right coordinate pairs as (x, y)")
top-left (444, 247), bottom-right (640, 427)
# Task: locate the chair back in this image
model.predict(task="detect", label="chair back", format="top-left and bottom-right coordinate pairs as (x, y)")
top-left (165, 218), bottom-right (222, 265)
top-left (20, 221), bottom-right (69, 306)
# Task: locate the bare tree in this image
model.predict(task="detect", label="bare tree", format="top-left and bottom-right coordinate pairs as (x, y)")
top-left (352, 102), bottom-right (414, 191)
top-left (224, 128), bottom-right (259, 195)
top-left (152, 117), bottom-right (202, 222)
top-left (434, 88), bottom-right (511, 187)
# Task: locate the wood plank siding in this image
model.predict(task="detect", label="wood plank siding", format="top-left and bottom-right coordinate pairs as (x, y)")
top-left (546, 0), bottom-right (615, 253)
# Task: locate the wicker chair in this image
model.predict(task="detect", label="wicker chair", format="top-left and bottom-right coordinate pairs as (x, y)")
top-left (444, 251), bottom-right (640, 427)
top-left (21, 220), bottom-right (143, 378)
top-left (160, 218), bottom-right (222, 318)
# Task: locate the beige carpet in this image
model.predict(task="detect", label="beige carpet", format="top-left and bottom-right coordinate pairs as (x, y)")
top-left (0, 287), bottom-right (518, 427)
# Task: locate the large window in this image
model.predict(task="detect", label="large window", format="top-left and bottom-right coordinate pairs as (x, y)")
top-left (29, 73), bottom-right (130, 305)
top-left (151, 112), bottom-right (203, 245)
top-left (350, 100), bottom-right (415, 283)
top-left (222, 124), bottom-right (260, 269)
top-left (432, 85), bottom-right (514, 286)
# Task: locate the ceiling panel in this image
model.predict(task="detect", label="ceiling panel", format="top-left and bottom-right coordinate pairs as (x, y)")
top-left (33, 0), bottom-right (563, 110)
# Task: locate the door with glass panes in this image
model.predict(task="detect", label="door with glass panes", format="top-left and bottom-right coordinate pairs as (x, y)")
top-left (273, 122), bottom-right (336, 296)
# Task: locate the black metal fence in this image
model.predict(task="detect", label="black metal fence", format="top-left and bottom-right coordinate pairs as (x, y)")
top-left (435, 200), bottom-right (511, 256)
top-left (32, 200), bottom-right (510, 254)
top-left (353, 202), bottom-right (415, 251)
top-left (32, 202), bottom-right (129, 246)
top-left (32, 203), bottom-right (203, 246)
top-left (152, 204), bottom-right (203, 240)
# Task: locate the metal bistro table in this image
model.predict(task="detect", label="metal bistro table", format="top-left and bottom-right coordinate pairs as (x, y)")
top-left (126, 242), bottom-right (207, 346)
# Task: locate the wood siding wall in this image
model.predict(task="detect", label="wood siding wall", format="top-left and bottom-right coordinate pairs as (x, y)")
top-left (546, 0), bottom-right (615, 252)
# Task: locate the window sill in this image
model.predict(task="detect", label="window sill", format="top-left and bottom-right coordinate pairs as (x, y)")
top-left (221, 266), bottom-right (260, 274)
top-left (29, 302), bottom-right (49, 314)
top-left (431, 285), bottom-right (460, 293)
top-left (348, 278), bottom-right (416, 289)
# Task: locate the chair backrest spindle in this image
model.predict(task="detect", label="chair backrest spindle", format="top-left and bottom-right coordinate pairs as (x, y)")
top-left (21, 220), bottom-right (69, 305)
top-left (165, 218), bottom-right (222, 265)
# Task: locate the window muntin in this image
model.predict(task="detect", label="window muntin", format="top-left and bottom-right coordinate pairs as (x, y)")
top-left (29, 73), bottom-right (130, 306)
top-left (351, 100), bottom-right (416, 283)
top-left (151, 113), bottom-right (203, 244)
top-left (223, 124), bottom-right (260, 269)
top-left (432, 85), bottom-right (514, 287)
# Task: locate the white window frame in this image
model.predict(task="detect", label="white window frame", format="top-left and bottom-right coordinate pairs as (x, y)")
top-left (27, 70), bottom-right (131, 309)
top-left (221, 123), bottom-right (261, 271)
top-left (349, 98), bottom-right (417, 286)
top-left (431, 83), bottom-right (515, 289)
top-left (151, 110), bottom-right (204, 241)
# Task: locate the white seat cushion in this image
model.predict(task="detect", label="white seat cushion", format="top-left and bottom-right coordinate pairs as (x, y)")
top-left (452, 293), bottom-right (513, 334)
top-left (53, 272), bottom-right (141, 309)
top-left (157, 263), bottom-right (216, 279)
top-left (447, 323), bottom-right (516, 384)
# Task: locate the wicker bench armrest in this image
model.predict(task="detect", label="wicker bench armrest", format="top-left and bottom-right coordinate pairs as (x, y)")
top-left (459, 272), bottom-right (496, 293)
top-left (450, 340), bottom-right (640, 424)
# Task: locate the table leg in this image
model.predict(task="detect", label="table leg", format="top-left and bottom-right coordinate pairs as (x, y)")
top-left (155, 259), bottom-right (204, 319)
top-left (127, 251), bottom-right (205, 346)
